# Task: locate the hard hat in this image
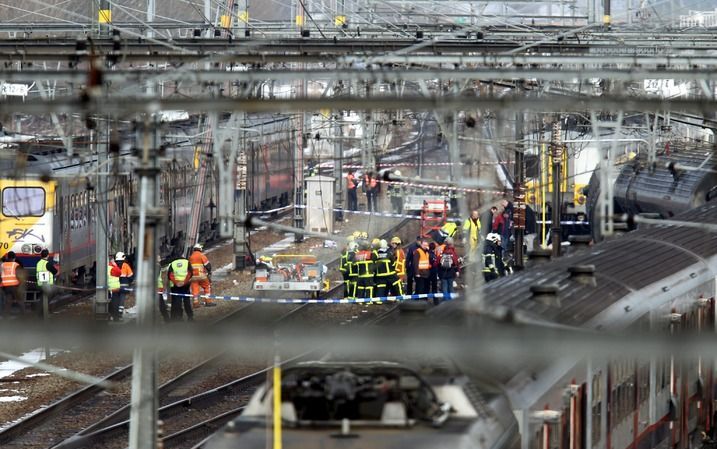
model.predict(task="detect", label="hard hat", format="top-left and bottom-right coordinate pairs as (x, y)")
top-left (486, 233), bottom-right (501, 244)
top-left (379, 239), bottom-right (388, 249)
top-left (360, 231), bottom-right (368, 239)
top-left (394, 170), bottom-right (402, 176)
top-left (347, 235), bottom-right (355, 242)
top-left (390, 236), bottom-right (401, 245)
top-left (259, 255), bottom-right (272, 263)
top-left (115, 252), bottom-right (126, 261)
top-left (371, 238), bottom-right (380, 247)
top-left (348, 242), bottom-right (359, 252)
top-left (193, 243), bottom-right (203, 250)
top-left (352, 231), bottom-right (361, 239)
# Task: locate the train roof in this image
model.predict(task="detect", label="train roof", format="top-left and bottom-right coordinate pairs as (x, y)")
top-left (435, 202), bottom-right (717, 330)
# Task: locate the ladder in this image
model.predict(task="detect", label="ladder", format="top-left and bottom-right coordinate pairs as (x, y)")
top-left (421, 199), bottom-right (448, 238)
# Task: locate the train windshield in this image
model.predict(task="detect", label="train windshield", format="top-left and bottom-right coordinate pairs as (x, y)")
top-left (2, 187), bottom-right (46, 217)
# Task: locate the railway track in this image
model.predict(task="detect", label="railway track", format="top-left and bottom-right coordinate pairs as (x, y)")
top-left (0, 174), bottom-right (420, 448)
top-left (52, 295), bottom-right (399, 449)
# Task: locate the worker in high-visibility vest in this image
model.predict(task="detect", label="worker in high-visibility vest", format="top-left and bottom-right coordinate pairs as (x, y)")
top-left (483, 233), bottom-right (505, 282)
top-left (156, 257), bottom-right (170, 323)
top-left (412, 240), bottom-right (432, 295)
top-left (168, 256), bottom-right (193, 321)
top-left (462, 210), bottom-right (482, 257)
top-left (346, 242), bottom-right (359, 298)
top-left (189, 243), bottom-right (213, 307)
top-left (1, 251), bottom-right (25, 315)
top-left (373, 240), bottom-right (393, 299)
top-left (36, 249), bottom-right (57, 288)
top-left (36, 249), bottom-right (58, 317)
top-left (115, 252), bottom-right (134, 319)
top-left (339, 237), bottom-right (354, 298)
top-left (107, 255), bottom-right (123, 321)
top-left (347, 170), bottom-right (358, 211)
top-left (388, 237), bottom-right (405, 297)
top-left (354, 241), bottom-right (375, 299)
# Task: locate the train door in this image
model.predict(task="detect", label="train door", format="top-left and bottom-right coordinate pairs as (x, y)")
top-left (531, 412), bottom-right (562, 449)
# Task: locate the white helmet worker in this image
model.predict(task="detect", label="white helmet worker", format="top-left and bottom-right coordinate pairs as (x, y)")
top-left (486, 233), bottom-right (501, 245)
top-left (115, 252), bottom-right (126, 261)
top-left (379, 239), bottom-right (388, 249)
top-left (193, 243), bottom-right (203, 251)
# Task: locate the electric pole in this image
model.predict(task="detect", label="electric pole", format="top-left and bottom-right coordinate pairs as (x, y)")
top-left (128, 119), bottom-right (160, 449)
top-left (94, 124), bottom-right (109, 320)
top-left (550, 120), bottom-right (563, 258)
top-left (513, 110), bottom-right (525, 269)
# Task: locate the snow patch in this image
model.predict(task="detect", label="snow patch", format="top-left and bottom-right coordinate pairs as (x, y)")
top-left (0, 348), bottom-right (65, 379)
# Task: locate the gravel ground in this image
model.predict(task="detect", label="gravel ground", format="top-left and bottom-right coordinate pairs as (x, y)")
top-left (0, 192), bottom-right (418, 447)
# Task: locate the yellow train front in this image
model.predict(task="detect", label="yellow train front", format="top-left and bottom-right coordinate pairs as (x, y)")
top-left (0, 178), bottom-right (58, 304)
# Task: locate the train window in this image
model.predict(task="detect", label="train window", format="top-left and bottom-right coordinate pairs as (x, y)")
top-left (2, 187), bottom-right (46, 217)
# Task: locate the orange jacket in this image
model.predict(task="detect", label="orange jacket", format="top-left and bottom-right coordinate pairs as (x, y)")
top-left (1, 261), bottom-right (21, 287)
top-left (189, 250), bottom-right (210, 278)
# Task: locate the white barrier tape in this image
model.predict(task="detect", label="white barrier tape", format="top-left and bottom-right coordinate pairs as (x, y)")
top-left (536, 220), bottom-right (590, 225)
top-left (164, 291), bottom-right (459, 304)
top-left (292, 204), bottom-right (461, 222)
top-left (381, 179), bottom-right (509, 195)
top-left (248, 204), bottom-right (294, 215)
top-left (342, 161), bottom-right (512, 169)
top-left (59, 284), bottom-right (458, 305)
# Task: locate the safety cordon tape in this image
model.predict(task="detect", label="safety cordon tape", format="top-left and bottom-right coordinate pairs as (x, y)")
top-left (161, 291), bottom-right (458, 304)
top-left (381, 179), bottom-right (509, 195)
top-left (292, 205), bottom-right (461, 222)
top-left (342, 161), bottom-right (512, 168)
top-left (33, 284), bottom-right (458, 304)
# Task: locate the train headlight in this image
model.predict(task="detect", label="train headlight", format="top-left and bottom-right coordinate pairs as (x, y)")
top-left (21, 244), bottom-right (31, 254)
top-left (33, 245), bottom-right (42, 254)
top-left (576, 195), bottom-right (586, 205)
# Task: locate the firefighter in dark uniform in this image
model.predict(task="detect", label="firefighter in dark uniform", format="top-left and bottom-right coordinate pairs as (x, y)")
top-left (340, 237), bottom-right (355, 298)
top-left (373, 239), bottom-right (397, 300)
top-left (482, 233), bottom-right (505, 282)
top-left (354, 241), bottom-right (375, 299)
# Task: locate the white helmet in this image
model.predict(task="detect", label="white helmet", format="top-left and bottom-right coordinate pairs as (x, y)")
top-left (193, 243), bottom-right (203, 251)
top-left (394, 170), bottom-right (402, 177)
top-left (348, 241), bottom-right (359, 252)
top-left (486, 233), bottom-right (501, 244)
top-left (115, 251), bottom-right (126, 261)
top-left (379, 239), bottom-right (388, 249)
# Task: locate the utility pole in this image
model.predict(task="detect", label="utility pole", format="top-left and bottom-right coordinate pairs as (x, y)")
top-left (234, 114), bottom-right (249, 269)
top-left (513, 110), bottom-right (525, 269)
top-left (333, 113), bottom-right (344, 222)
top-left (146, 0), bottom-right (155, 37)
top-left (94, 124), bottom-right (109, 320)
top-left (128, 119), bottom-right (160, 449)
top-left (550, 120), bottom-right (563, 258)
top-left (204, 0), bottom-right (212, 37)
top-left (293, 80), bottom-right (306, 243)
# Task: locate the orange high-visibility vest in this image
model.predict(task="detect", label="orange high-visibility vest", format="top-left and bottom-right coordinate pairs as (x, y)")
top-left (394, 248), bottom-right (406, 277)
top-left (417, 248), bottom-right (430, 270)
top-left (1, 261), bottom-right (20, 287)
top-left (189, 251), bottom-right (209, 280)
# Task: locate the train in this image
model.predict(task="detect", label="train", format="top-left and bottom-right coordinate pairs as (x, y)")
top-left (586, 141), bottom-right (717, 241)
top-left (0, 113), bottom-right (302, 297)
top-left (203, 361), bottom-right (520, 449)
top-left (186, 201), bottom-right (717, 449)
top-left (430, 201), bottom-right (717, 449)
